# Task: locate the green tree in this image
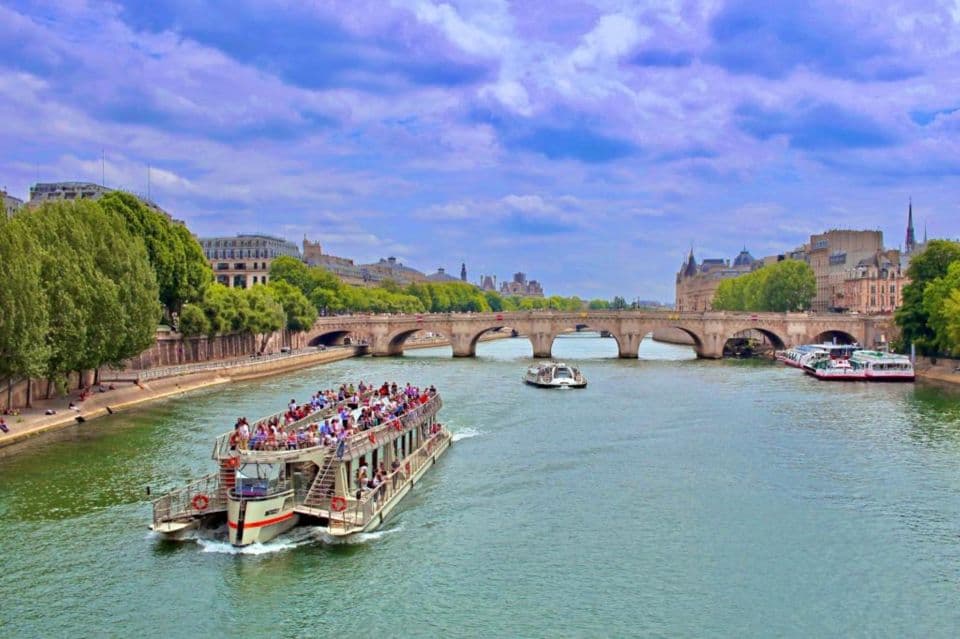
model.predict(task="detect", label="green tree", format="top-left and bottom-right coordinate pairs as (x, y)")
top-left (0, 214), bottom-right (50, 389)
top-left (920, 261), bottom-right (960, 355)
top-left (588, 299), bottom-right (610, 310)
top-left (942, 289), bottom-right (960, 354)
top-left (99, 191), bottom-right (212, 313)
top-left (178, 303), bottom-right (211, 337)
top-left (268, 280), bottom-right (318, 331)
top-left (760, 261), bottom-right (815, 311)
top-left (201, 284), bottom-right (249, 334)
top-left (895, 240), bottom-right (960, 354)
top-left (243, 286), bottom-right (286, 352)
top-left (611, 296), bottom-right (627, 310)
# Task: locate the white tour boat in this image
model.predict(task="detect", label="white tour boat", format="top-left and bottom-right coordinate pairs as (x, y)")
top-left (524, 362), bottom-right (587, 389)
top-left (806, 357), bottom-right (866, 381)
top-left (150, 385), bottom-right (451, 546)
top-left (850, 350), bottom-right (915, 381)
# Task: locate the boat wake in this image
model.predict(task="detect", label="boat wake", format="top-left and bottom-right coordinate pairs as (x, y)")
top-left (318, 524), bottom-right (405, 545)
top-left (152, 523), bottom-right (406, 554)
top-left (452, 427), bottom-right (481, 442)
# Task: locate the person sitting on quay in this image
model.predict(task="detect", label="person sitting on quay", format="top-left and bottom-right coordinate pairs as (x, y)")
top-left (0, 417), bottom-right (8, 433)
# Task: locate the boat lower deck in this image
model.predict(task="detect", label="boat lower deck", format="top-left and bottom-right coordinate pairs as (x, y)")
top-left (297, 429), bottom-right (453, 536)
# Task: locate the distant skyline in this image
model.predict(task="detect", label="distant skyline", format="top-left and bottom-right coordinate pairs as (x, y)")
top-left (2, 1), bottom-right (958, 300)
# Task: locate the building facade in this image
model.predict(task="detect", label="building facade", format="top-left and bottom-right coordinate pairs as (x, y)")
top-left (199, 234), bottom-right (301, 288)
top-left (675, 248), bottom-right (760, 311)
top-left (302, 237), bottom-right (368, 285)
top-left (807, 230), bottom-right (883, 312)
top-left (2, 189), bottom-right (23, 218)
top-left (835, 250), bottom-right (907, 314)
top-left (499, 272), bottom-right (544, 297)
top-left (29, 181), bottom-right (111, 204)
top-left (358, 257), bottom-right (427, 286)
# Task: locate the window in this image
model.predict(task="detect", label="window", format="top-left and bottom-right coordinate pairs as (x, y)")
top-left (890, 285), bottom-right (895, 293)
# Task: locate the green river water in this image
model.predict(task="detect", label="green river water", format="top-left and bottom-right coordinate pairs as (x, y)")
top-left (2, 335), bottom-right (960, 638)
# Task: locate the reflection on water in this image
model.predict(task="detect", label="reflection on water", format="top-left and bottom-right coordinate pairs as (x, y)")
top-left (2, 335), bottom-right (960, 637)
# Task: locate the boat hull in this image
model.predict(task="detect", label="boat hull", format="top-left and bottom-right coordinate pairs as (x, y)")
top-left (228, 491), bottom-right (299, 546)
top-left (524, 379), bottom-right (587, 389)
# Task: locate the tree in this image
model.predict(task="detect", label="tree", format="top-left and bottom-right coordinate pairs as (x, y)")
top-left (0, 214), bottom-right (50, 389)
top-left (242, 286), bottom-right (286, 352)
top-left (268, 280), bottom-right (318, 331)
top-left (760, 260), bottom-right (815, 311)
top-left (17, 200), bottom-right (160, 393)
top-left (99, 191), bottom-right (212, 313)
top-left (201, 284), bottom-right (248, 334)
top-left (178, 303), bottom-right (211, 337)
top-left (943, 289), bottom-right (960, 354)
top-left (588, 299), bottom-right (610, 310)
top-left (611, 296), bottom-right (627, 310)
top-left (895, 240), bottom-right (960, 354)
top-left (920, 261), bottom-right (960, 355)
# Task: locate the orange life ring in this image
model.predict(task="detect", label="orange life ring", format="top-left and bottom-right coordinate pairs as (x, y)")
top-left (330, 496), bottom-right (347, 512)
top-left (226, 456), bottom-right (239, 469)
top-left (368, 432), bottom-right (376, 445)
top-left (192, 494), bottom-right (210, 511)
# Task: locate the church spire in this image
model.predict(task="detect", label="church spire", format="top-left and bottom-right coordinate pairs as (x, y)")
top-left (905, 198), bottom-right (916, 254)
top-left (460, 262), bottom-right (467, 282)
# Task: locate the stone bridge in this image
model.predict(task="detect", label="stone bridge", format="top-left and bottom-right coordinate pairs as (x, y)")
top-left (303, 311), bottom-right (895, 359)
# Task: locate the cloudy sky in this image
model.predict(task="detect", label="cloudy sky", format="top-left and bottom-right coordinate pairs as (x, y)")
top-left (2, 1), bottom-right (959, 300)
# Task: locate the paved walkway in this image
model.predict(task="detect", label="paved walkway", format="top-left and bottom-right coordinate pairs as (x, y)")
top-left (0, 346), bottom-right (360, 449)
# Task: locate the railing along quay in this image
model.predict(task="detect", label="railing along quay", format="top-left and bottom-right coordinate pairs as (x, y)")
top-left (103, 345), bottom-right (358, 383)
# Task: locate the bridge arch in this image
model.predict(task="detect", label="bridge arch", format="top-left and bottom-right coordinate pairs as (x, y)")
top-left (308, 329), bottom-right (363, 347)
top-left (383, 326), bottom-right (451, 357)
top-left (813, 329), bottom-right (860, 345)
top-left (464, 325), bottom-right (528, 357)
top-left (720, 325), bottom-right (787, 358)
top-left (545, 323), bottom-right (622, 359)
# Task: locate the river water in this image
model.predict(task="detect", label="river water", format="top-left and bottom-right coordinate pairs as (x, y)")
top-left (2, 335), bottom-right (960, 637)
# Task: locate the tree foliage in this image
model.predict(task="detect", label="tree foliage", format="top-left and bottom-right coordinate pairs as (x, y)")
top-left (712, 260), bottom-right (815, 312)
top-left (895, 240), bottom-right (960, 355)
top-left (2, 199), bottom-right (161, 393)
top-left (99, 191), bottom-right (212, 313)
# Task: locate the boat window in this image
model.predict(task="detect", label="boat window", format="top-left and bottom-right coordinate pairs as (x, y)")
top-left (236, 463), bottom-right (283, 498)
top-left (554, 368), bottom-right (573, 379)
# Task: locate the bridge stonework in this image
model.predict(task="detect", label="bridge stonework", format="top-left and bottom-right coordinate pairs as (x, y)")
top-left (304, 311), bottom-right (895, 360)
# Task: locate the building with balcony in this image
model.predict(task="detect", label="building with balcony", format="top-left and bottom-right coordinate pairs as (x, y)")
top-left (199, 234), bottom-right (301, 288)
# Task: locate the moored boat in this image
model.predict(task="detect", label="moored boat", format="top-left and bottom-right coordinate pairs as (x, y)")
top-left (806, 357), bottom-right (866, 381)
top-left (850, 350), bottom-right (915, 381)
top-left (524, 362), bottom-right (587, 389)
top-left (150, 382), bottom-right (452, 546)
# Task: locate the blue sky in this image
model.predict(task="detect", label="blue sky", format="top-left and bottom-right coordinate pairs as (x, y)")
top-left (2, 0), bottom-right (959, 301)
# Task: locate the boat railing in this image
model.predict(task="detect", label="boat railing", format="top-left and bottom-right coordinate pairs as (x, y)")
top-left (211, 389), bottom-right (380, 459)
top-left (152, 471), bottom-right (226, 526)
top-left (329, 428), bottom-right (451, 532)
top-left (222, 393), bottom-right (444, 463)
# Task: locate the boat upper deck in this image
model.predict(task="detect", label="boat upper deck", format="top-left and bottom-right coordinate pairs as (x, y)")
top-left (211, 382), bottom-right (443, 464)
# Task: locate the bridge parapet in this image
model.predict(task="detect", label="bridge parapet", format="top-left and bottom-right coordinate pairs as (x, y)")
top-left (303, 311), bottom-right (895, 359)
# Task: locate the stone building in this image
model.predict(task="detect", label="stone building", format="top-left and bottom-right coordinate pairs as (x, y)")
top-left (426, 267), bottom-right (460, 282)
top-left (807, 229), bottom-right (884, 312)
top-left (479, 275), bottom-right (497, 291)
top-left (500, 272), bottom-right (544, 297)
top-left (302, 237), bottom-right (367, 285)
top-left (834, 249), bottom-right (907, 314)
top-left (29, 181), bottom-right (111, 203)
top-left (2, 189), bottom-right (23, 218)
top-left (674, 248), bottom-right (760, 311)
top-left (199, 234), bottom-right (301, 288)
top-left (358, 257), bottom-right (427, 286)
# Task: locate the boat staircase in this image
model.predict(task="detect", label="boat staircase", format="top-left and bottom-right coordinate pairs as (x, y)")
top-left (301, 454), bottom-right (337, 512)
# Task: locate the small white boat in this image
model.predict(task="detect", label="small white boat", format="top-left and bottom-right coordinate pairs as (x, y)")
top-left (524, 362), bottom-right (587, 389)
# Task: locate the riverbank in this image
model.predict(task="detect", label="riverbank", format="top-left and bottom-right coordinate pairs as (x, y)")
top-left (915, 358), bottom-right (960, 387)
top-left (0, 346), bottom-right (362, 450)
top-left (403, 329), bottom-right (512, 351)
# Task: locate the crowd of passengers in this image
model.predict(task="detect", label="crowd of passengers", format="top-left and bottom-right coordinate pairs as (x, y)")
top-left (227, 381), bottom-right (437, 451)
